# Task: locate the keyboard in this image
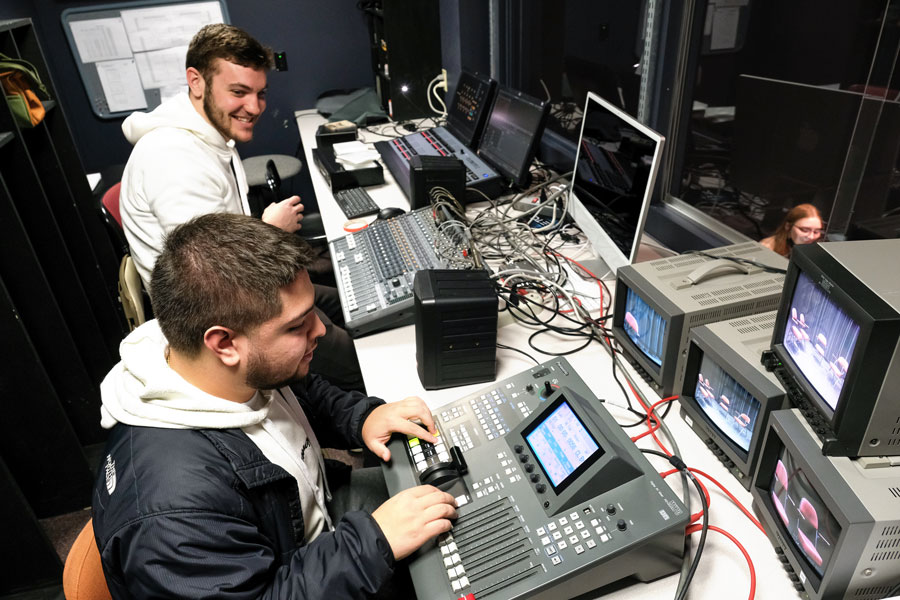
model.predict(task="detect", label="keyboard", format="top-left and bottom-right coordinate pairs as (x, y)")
top-left (333, 187), bottom-right (380, 219)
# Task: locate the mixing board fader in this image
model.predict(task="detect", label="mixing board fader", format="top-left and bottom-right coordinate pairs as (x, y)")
top-left (330, 208), bottom-right (470, 337)
top-left (383, 358), bottom-right (689, 600)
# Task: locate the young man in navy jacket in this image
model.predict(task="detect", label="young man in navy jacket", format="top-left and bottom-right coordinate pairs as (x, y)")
top-left (93, 213), bottom-right (456, 598)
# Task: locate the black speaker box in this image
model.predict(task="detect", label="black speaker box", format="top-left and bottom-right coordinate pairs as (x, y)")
top-left (409, 155), bottom-right (466, 209)
top-left (414, 269), bottom-right (497, 390)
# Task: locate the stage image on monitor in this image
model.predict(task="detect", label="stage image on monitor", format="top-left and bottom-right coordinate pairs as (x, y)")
top-left (694, 353), bottom-right (761, 454)
top-left (768, 445), bottom-right (841, 577)
top-left (526, 401), bottom-right (602, 489)
top-left (783, 271), bottom-right (861, 412)
top-left (623, 287), bottom-right (666, 368)
top-left (568, 91), bottom-right (664, 274)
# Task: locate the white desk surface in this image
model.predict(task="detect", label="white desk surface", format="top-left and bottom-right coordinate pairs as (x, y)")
top-left (296, 109), bottom-right (797, 599)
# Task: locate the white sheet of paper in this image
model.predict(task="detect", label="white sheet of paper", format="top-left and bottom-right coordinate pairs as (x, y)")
top-left (69, 18), bottom-right (132, 63)
top-left (96, 59), bottom-right (148, 113)
top-left (332, 141), bottom-right (369, 156)
top-left (710, 6), bottom-right (740, 50)
top-left (134, 46), bottom-right (189, 89)
top-left (120, 2), bottom-right (224, 52)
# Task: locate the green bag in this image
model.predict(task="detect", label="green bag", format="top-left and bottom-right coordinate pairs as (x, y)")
top-left (0, 52), bottom-right (51, 128)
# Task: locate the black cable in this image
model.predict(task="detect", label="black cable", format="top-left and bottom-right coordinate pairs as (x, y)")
top-left (641, 450), bottom-right (709, 600)
top-left (496, 343), bottom-right (540, 365)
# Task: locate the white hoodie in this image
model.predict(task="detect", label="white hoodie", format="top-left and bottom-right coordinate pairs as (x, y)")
top-left (119, 94), bottom-right (252, 287)
top-left (100, 320), bottom-right (330, 540)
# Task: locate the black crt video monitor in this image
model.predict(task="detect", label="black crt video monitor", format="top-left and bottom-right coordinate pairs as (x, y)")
top-left (476, 86), bottom-right (550, 189)
top-left (568, 92), bottom-right (665, 275)
top-left (751, 409), bottom-right (900, 600)
top-left (766, 240), bottom-right (900, 457)
top-left (612, 243), bottom-right (787, 398)
top-left (678, 313), bottom-right (787, 490)
top-left (445, 70), bottom-right (497, 149)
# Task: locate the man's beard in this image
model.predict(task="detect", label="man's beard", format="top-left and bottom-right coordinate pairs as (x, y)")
top-left (245, 346), bottom-right (307, 390)
top-left (203, 87), bottom-right (237, 141)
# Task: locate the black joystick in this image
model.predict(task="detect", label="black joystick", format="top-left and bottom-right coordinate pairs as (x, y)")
top-left (542, 381), bottom-right (553, 399)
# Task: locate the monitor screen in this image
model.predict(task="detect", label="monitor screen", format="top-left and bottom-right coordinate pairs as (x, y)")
top-left (769, 445), bottom-right (841, 577)
top-left (525, 400), bottom-right (603, 491)
top-left (568, 92), bottom-right (664, 273)
top-left (694, 352), bottom-right (761, 455)
top-left (623, 287), bottom-right (666, 369)
top-left (446, 71), bottom-right (495, 148)
top-left (783, 271), bottom-right (861, 412)
top-left (477, 87), bottom-right (548, 186)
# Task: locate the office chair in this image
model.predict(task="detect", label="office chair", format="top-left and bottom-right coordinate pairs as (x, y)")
top-left (242, 154), bottom-right (327, 245)
top-left (97, 182), bottom-right (149, 330)
top-left (62, 519), bottom-right (112, 600)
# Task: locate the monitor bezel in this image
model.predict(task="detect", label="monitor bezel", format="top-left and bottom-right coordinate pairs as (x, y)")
top-left (476, 85), bottom-right (550, 188)
top-left (612, 276), bottom-right (683, 396)
top-left (679, 330), bottom-right (785, 477)
top-left (521, 395), bottom-right (606, 495)
top-left (567, 91), bottom-right (665, 274)
top-left (770, 244), bottom-right (898, 443)
top-left (752, 410), bottom-right (871, 598)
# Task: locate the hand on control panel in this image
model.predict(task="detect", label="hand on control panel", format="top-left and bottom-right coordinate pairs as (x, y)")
top-left (362, 397), bottom-right (438, 462)
top-left (372, 485), bottom-right (458, 560)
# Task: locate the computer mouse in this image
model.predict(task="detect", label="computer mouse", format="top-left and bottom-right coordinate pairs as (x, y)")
top-left (377, 206), bottom-right (406, 220)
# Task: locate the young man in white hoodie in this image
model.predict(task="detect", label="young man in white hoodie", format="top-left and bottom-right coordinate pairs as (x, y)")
top-left (119, 23), bottom-right (363, 391)
top-left (93, 213), bottom-right (457, 599)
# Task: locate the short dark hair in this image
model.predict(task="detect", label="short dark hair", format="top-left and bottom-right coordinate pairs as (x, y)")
top-left (185, 23), bottom-right (274, 82)
top-left (151, 213), bottom-right (313, 356)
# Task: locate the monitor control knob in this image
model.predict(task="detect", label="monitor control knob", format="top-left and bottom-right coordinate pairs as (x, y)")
top-left (617, 519), bottom-right (627, 531)
top-left (514, 444), bottom-right (524, 453)
top-left (519, 454), bottom-right (529, 463)
top-left (536, 483), bottom-right (546, 494)
top-left (524, 463), bottom-right (534, 473)
top-left (606, 504), bottom-right (617, 515)
top-left (530, 474), bottom-right (540, 483)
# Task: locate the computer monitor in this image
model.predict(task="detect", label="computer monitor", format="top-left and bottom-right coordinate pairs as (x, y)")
top-left (477, 86), bottom-right (550, 188)
top-left (612, 242), bottom-right (788, 398)
top-left (678, 312), bottom-right (787, 490)
top-left (568, 92), bottom-right (664, 275)
top-left (764, 239), bottom-right (900, 457)
top-left (445, 70), bottom-right (497, 149)
top-left (750, 409), bottom-right (900, 600)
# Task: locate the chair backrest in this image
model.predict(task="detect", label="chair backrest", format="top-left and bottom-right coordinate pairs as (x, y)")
top-left (119, 255), bottom-right (146, 331)
top-left (98, 183), bottom-right (128, 257)
top-left (62, 519), bottom-right (112, 600)
top-left (100, 182), bottom-right (122, 228)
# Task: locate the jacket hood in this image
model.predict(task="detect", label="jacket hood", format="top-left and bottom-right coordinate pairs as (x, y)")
top-left (99, 320), bottom-right (270, 430)
top-left (121, 93), bottom-right (233, 155)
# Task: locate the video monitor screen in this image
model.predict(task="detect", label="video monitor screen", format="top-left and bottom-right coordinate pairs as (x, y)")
top-left (571, 99), bottom-right (659, 257)
top-left (478, 87), bottom-right (547, 186)
top-left (623, 287), bottom-right (667, 369)
top-left (783, 271), bottom-right (860, 412)
top-left (693, 353), bottom-right (761, 455)
top-left (446, 71), bottom-right (494, 148)
top-left (769, 445), bottom-right (841, 577)
top-left (525, 400), bottom-right (603, 491)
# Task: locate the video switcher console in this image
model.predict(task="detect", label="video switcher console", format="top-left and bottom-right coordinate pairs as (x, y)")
top-left (382, 358), bottom-right (689, 600)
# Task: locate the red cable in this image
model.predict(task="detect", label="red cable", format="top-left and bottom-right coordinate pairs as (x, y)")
top-left (660, 468), bottom-right (710, 524)
top-left (685, 524), bottom-right (757, 600)
top-left (687, 468), bottom-right (766, 534)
